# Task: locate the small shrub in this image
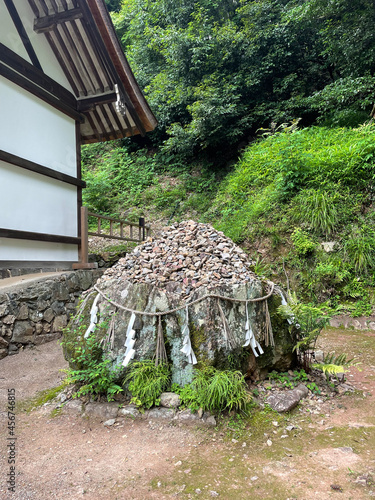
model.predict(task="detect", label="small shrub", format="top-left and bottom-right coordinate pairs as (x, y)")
top-left (65, 358), bottom-right (123, 402)
top-left (291, 228), bottom-right (316, 256)
top-left (63, 334), bottom-right (123, 402)
top-left (278, 292), bottom-right (331, 369)
top-left (62, 311), bottom-right (123, 402)
top-left (313, 352), bottom-right (354, 382)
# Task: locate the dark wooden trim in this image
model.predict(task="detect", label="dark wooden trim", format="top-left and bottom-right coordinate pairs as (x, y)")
top-left (77, 1), bottom-right (147, 136)
top-left (87, 231), bottom-right (141, 243)
top-left (69, 20), bottom-right (105, 94)
top-left (77, 91), bottom-right (117, 112)
top-left (93, 108), bottom-right (111, 141)
top-left (0, 260), bottom-right (80, 271)
top-left (0, 150), bottom-right (86, 188)
top-left (34, 8), bottom-right (83, 34)
top-left (27, 0), bottom-right (40, 17)
top-left (0, 62), bottom-right (84, 122)
top-left (60, 22), bottom-right (97, 91)
top-left (85, 112), bottom-right (102, 142)
top-left (0, 228), bottom-right (80, 245)
top-left (4, 0), bottom-right (43, 71)
top-left (37, 0), bottom-right (49, 16)
top-left (76, 121), bottom-right (83, 262)
top-left (45, 31), bottom-right (80, 96)
top-left (52, 25), bottom-right (86, 95)
top-left (0, 42), bottom-right (76, 106)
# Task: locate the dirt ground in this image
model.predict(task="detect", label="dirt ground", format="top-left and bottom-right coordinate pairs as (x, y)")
top-left (1, 328), bottom-right (375, 500)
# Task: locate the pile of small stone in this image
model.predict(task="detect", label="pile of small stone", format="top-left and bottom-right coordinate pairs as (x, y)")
top-left (100, 220), bottom-right (256, 296)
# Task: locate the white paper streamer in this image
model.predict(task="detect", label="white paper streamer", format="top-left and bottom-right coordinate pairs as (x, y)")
top-left (123, 348), bottom-right (135, 367)
top-left (278, 289), bottom-right (301, 329)
top-left (84, 294), bottom-right (100, 338)
top-left (180, 306), bottom-right (197, 364)
top-left (242, 302), bottom-right (264, 357)
top-left (122, 313), bottom-right (137, 367)
top-left (279, 290), bottom-right (294, 325)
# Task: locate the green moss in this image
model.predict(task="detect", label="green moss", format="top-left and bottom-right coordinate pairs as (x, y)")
top-left (16, 383), bottom-right (66, 414)
top-left (189, 322), bottom-right (210, 369)
top-left (50, 407), bottom-right (63, 418)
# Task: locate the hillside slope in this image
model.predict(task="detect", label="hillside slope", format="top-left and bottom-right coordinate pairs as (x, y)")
top-left (82, 124), bottom-right (375, 315)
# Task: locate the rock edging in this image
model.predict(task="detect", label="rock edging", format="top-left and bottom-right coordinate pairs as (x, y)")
top-left (330, 315), bottom-right (375, 331)
top-left (62, 399), bottom-right (217, 427)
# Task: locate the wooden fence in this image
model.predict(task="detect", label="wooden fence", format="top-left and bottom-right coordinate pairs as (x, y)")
top-left (74, 206), bottom-right (150, 268)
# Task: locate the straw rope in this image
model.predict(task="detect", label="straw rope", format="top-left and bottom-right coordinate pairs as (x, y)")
top-left (93, 282), bottom-right (274, 317)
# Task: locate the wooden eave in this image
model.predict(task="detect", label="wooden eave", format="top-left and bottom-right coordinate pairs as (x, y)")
top-left (22, 0), bottom-right (157, 143)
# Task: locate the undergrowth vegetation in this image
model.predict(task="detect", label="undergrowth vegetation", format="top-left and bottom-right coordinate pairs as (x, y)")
top-left (172, 366), bottom-right (250, 413)
top-left (125, 360), bottom-right (171, 409)
top-left (83, 123), bottom-right (375, 315)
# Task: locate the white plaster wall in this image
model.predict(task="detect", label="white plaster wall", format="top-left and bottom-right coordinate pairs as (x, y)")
top-left (0, 1), bottom-right (30, 61)
top-left (0, 78), bottom-right (77, 176)
top-left (0, 0), bottom-right (74, 92)
top-left (0, 238), bottom-right (78, 262)
top-left (0, 161), bottom-right (77, 237)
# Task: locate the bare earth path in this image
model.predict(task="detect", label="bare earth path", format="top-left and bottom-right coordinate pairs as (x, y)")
top-left (1, 328), bottom-right (375, 500)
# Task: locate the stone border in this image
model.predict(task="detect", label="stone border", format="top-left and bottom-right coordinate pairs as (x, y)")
top-left (330, 315), bottom-right (375, 331)
top-left (62, 400), bottom-right (217, 427)
top-left (0, 270), bottom-right (103, 360)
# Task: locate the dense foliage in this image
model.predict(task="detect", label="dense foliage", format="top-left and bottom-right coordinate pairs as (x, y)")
top-left (110, 0), bottom-right (375, 161)
top-left (209, 125), bottom-right (375, 311)
top-left (81, 1), bottom-right (375, 315)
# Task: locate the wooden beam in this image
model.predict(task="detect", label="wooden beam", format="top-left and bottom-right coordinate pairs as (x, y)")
top-left (77, 91), bottom-right (117, 112)
top-left (0, 228), bottom-right (80, 245)
top-left (34, 8), bottom-right (83, 34)
top-left (0, 62), bottom-right (84, 122)
top-left (0, 42), bottom-right (76, 107)
top-left (0, 150), bottom-right (86, 188)
top-left (77, 1), bottom-right (147, 136)
top-left (4, 0), bottom-right (43, 71)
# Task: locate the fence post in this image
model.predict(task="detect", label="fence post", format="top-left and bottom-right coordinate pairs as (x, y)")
top-left (81, 206), bottom-right (89, 265)
top-left (139, 217), bottom-right (145, 241)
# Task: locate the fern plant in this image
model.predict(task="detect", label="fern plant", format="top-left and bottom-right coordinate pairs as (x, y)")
top-left (278, 292), bottom-right (331, 370)
top-left (63, 334), bottom-right (123, 402)
top-left (313, 352), bottom-right (354, 381)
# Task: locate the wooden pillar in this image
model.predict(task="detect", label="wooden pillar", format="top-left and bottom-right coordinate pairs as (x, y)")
top-left (73, 206), bottom-right (97, 269)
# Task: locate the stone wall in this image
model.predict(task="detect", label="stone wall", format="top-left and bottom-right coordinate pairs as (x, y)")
top-left (330, 315), bottom-right (375, 331)
top-left (0, 270), bottom-right (102, 360)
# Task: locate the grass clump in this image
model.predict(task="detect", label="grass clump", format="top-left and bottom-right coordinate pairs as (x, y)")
top-left (125, 360), bottom-right (171, 409)
top-left (174, 366), bottom-right (251, 414)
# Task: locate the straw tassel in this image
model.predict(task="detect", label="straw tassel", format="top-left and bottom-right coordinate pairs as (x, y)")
top-left (155, 316), bottom-right (168, 366)
top-left (218, 301), bottom-right (236, 349)
top-left (264, 299), bottom-right (275, 347)
top-left (100, 310), bottom-right (116, 351)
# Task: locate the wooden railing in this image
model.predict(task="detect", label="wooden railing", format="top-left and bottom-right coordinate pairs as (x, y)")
top-left (74, 206), bottom-right (150, 269)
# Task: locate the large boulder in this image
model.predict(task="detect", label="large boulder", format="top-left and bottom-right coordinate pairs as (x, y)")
top-left (67, 221), bottom-right (296, 384)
